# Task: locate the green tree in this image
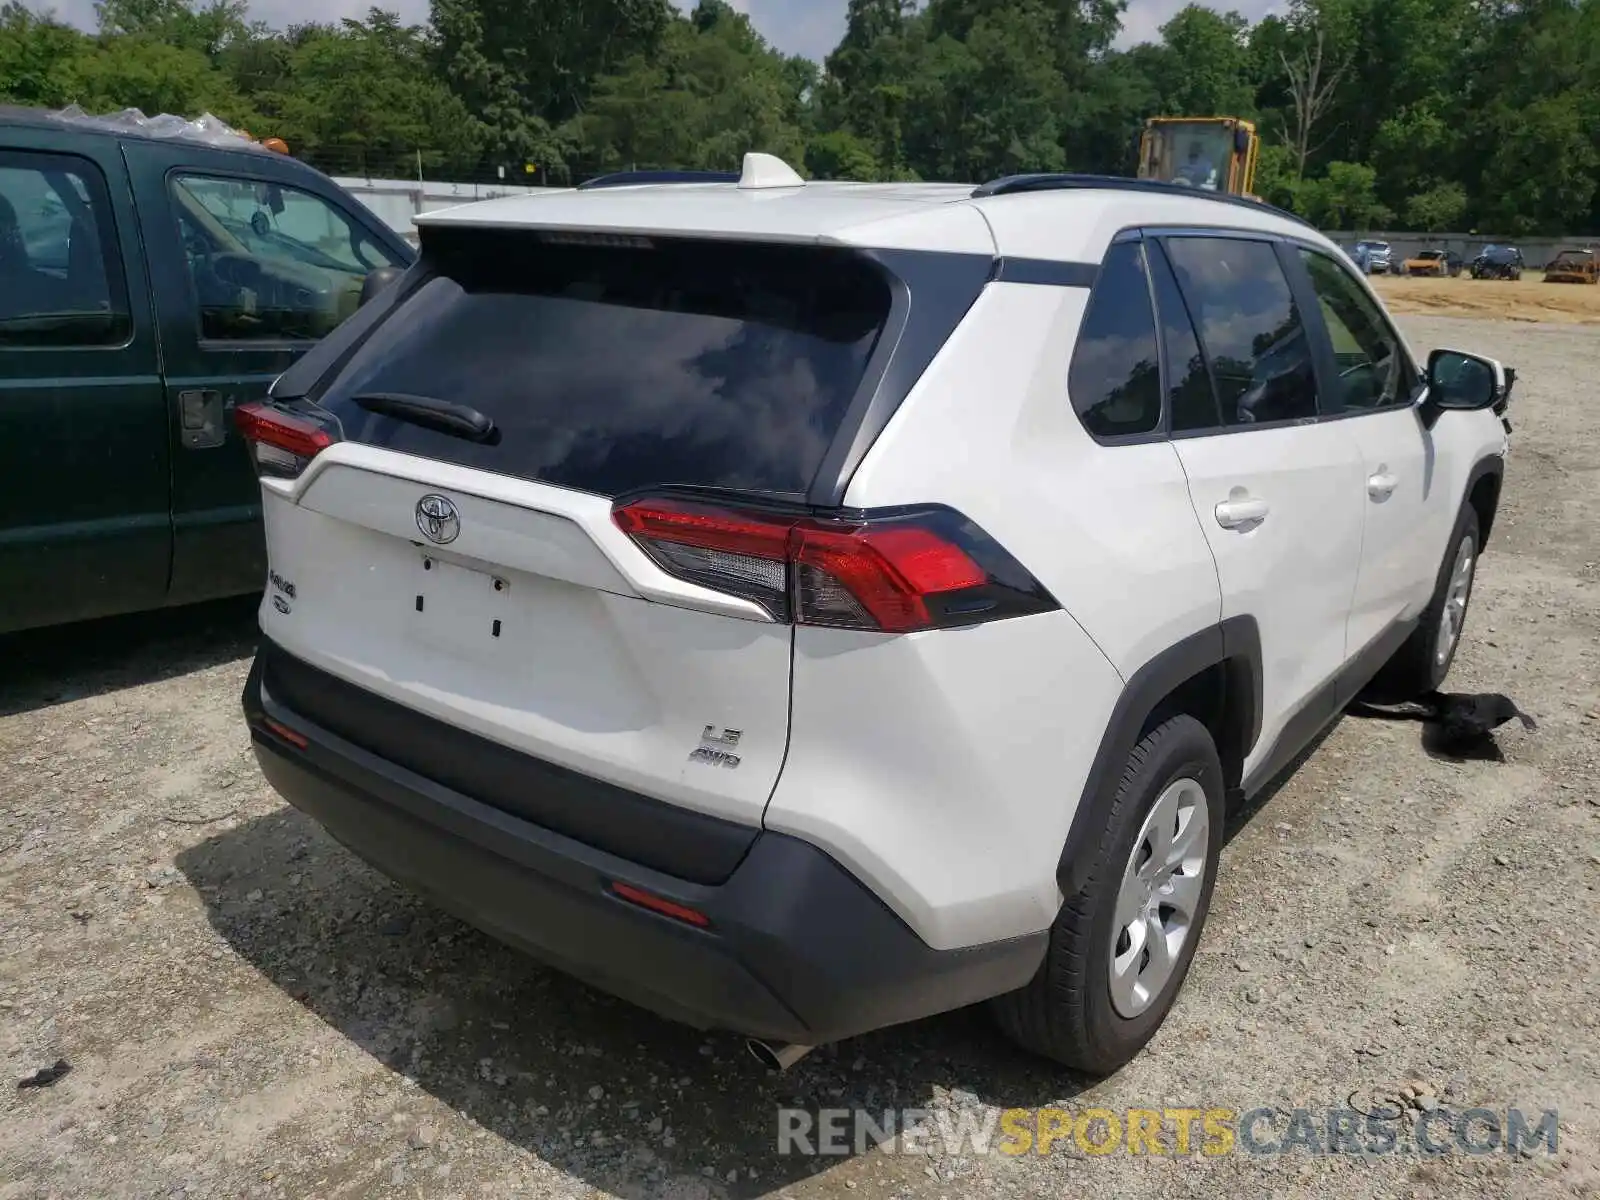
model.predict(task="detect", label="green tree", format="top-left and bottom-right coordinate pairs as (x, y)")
top-left (430, 0), bottom-right (671, 173)
top-left (818, 0), bottom-right (919, 176)
top-left (0, 3), bottom-right (89, 107)
top-left (64, 35), bottom-right (252, 121)
top-left (1293, 160), bottom-right (1391, 228)
top-left (805, 129), bottom-right (881, 180)
top-left (258, 12), bottom-right (485, 178)
top-left (580, 2), bottom-right (807, 174)
top-left (1140, 6), bottom-right (1256, 118)
top-left (902, 2), bottom-right (1068, 181)
top-left (1405, 182), bottom-right (1467, 232)
top-left (94, 0), bottom-right (251, 59)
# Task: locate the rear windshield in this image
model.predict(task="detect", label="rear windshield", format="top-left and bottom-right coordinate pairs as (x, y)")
top-left (315, 227), bottom-right (894, 498)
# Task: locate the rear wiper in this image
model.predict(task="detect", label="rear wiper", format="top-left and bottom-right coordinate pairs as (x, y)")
top-left (352, 392), bottom-right (500, 445)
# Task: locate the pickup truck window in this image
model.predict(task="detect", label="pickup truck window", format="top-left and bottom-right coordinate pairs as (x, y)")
top-left (170, 173), bottom-right (404, 342)
top-left (0, 151), bottom-right (130, 347)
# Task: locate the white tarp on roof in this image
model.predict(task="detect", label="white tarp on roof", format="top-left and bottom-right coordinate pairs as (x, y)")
top-left (48, 105), bottom-right (267, 151)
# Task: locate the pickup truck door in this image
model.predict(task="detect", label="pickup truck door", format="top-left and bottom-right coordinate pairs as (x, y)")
top-left (0, 133), bottom-right (168, 634)
top-left (121, 140), bottom-right (412, 607)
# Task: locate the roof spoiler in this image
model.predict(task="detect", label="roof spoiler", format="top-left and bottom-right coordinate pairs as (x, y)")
top-left (576, 153), bottom-right (806, 192)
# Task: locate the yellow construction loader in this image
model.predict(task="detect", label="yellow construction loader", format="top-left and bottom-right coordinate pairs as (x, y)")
top-left (1138, 116), bottom-right (1259, 199)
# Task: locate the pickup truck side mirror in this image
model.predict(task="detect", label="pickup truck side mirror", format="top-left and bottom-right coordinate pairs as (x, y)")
top-left (359, 266), bottom-right (405, 307)
top-left (1420, 348), bottom-right (1512, 426)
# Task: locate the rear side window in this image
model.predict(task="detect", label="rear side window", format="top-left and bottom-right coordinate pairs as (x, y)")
top-left (1068, 242), bottom-right (1161, 438)
top-left (1164, 237), bottom-right (1319, 428)
top-left (317, 228), bottom-right (893, 498)
top-left (1147, 240), bottom-right (1220, 433)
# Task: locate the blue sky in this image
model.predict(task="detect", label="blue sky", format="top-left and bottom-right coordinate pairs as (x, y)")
top-left (47, 0), bottom-right (1281, 54)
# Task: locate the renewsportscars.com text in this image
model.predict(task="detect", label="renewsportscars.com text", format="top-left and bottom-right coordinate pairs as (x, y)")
top-left (777, 1105), bottom-right (1559, 1159)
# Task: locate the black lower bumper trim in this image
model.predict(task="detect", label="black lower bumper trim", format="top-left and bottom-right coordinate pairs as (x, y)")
top-left (255, 638), bottom-right (757, 885)
top-left (243, 654), bottom-right (1046, 1044)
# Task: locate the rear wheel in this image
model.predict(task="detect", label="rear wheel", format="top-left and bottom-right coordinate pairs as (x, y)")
top-left (991, 716), bottom-right (1223, 1074)
top-left (1372, 506), bottom-right (1480, 699)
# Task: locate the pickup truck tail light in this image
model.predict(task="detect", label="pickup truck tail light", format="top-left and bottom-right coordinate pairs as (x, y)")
top-left (235, 401), bottom-right (341, 480)
top-left (613, 497), bottom-right (1058, 633)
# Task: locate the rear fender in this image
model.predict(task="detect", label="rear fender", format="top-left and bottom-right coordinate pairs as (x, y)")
top-left (1056, 617), bottom-right (1262, 896)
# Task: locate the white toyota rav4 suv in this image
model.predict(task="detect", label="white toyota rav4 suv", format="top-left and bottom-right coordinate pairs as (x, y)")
top-left (238, 155), bottom-right (1513, 1075)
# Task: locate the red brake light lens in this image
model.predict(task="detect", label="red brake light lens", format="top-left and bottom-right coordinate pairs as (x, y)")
top-left (613, 497), bottom-right (1054, 633)
top-left (235, 401), bottom-right (339, 480)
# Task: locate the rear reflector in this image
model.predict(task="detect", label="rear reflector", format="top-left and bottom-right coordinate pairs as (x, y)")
top-left (610, 882), bottom-right (711, 927)
top-left (236, 401), bottom-right (340, 480)
top-left (261, 716), bottom-right (308, 749)
top-left (614, 497), bottom-right (1056, 633)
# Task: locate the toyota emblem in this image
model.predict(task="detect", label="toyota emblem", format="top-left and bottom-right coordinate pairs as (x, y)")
top-left (416, 494), bottom-right (460, 545)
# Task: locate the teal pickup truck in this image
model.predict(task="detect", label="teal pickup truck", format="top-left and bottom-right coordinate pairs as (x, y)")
top-left (0, 107), bottom-right (414, 635)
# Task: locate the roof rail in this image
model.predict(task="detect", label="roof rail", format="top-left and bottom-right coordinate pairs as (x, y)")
top-left (578, 169), bottom-right (739, 190)
top-left (972, 173), bottom-right (1314, 230)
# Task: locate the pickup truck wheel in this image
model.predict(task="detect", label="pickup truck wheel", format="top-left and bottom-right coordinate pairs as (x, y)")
top-left (990, 716), bottom-right (1223, 1075)
top-left (1372, 506), bottom-right (1481, 699)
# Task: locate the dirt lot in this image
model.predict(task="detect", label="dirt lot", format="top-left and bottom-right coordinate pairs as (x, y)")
top-left (1374, 274), bottom-right (1600, 325)
top-left (3, 314), bottom-right (1598, 1200)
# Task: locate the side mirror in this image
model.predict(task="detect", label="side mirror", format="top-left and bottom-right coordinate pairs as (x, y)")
top-left (1421, 348), bottom-right (1510, 425)
top-left (1234, 127), bottom-right (1251, 155)
top-left (359, 266), bottom-right (404, 307)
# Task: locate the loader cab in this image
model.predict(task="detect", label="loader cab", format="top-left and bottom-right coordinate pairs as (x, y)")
top-left (1137, 117), bottom-right (1260, 198)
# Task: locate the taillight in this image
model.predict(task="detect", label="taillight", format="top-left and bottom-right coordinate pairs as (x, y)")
top-left (235, 401), bottom-right (340, 480)
top-left (613, 498), bottom-right (1057, 633)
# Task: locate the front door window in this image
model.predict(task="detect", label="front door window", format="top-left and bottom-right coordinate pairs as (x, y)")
top-left (169, 173), bottom-right (403, 341)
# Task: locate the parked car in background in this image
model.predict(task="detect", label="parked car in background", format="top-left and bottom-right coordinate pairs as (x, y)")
top-left (1471, 245), bottom-right (1524, 280)
top-left (1399, 248), bottom-right (1463, 277)
top-left (0, 106), bottom-right (414, 635)
top-left (238, 158), bottom-right (1513, 1075)
top-left (1544, 248), bottom-right (1599, 284)
top-left (1349, 239), bottom-right (1393, 274)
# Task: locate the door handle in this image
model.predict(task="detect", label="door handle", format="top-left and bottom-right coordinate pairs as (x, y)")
top-left (177, 389), bottom-right (227, 449)
top-left (1214, 494), bottom-right (1269, 530)
top-left (1368, 469), bottom-right (1398, 500)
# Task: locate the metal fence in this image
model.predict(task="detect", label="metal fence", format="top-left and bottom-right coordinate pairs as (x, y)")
top-left (1325, 232), bottom-right (1598, 268)
top-left (333, 176), bottom-right (555, 243)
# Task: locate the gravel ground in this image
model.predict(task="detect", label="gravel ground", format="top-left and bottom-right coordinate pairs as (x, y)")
top-left (2, 314), bottom-right (1597, 1200)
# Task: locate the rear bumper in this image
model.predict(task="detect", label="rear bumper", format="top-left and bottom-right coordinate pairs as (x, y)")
top-left (242, 651), bottom-right (1045, 1045)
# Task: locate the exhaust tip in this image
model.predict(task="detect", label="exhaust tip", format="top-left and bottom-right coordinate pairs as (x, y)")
top-left (746, 1039), bottom-right (815, 1072)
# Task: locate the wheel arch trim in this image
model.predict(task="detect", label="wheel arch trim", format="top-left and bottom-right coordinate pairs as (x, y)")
top-left (1464, 454), bottom-right (1505, 548)
top-left (1056, 616), bottom-right (1261, 897)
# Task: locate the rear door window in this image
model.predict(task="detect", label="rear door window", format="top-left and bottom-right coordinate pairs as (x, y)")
top-left (1164, 236), bottom-right (1319, 428)
top-left (316, 228), bottom-right (893, 498)
top-left (0, 151), bottom-right (129, 346)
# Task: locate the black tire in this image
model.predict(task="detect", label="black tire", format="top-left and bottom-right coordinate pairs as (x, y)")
top-left (1371, 505), bottom-right (1481, 700)
top-left (991, 715), bottom-right (1224, 1075)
